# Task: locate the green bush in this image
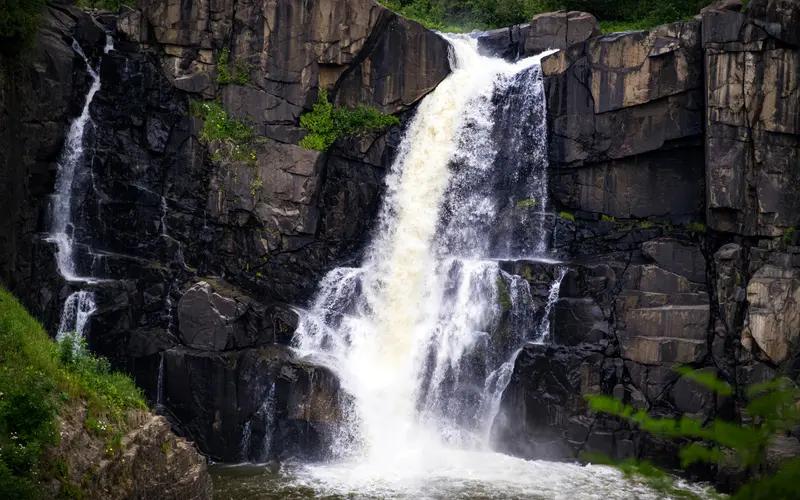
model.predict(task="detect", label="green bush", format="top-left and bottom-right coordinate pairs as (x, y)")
top-left (75, 0), bottom-right (136, 10)
top-left (0, 0), bottom-right (46, 51)
top-left (189, 99), bottom-right (257, 163)
top-left (380, 0), bottom-right (715, 33)
top-left (586, 368), bottom-right (800, 499)
top-left (0, 287), bottom-right (146, 498)
top-left (299, 89), bottom-right (400, 151)
top-left (215, 48), bottom-right (250, 85)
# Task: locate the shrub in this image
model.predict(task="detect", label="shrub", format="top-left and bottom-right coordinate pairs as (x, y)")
top-left (380, 0), bottom-right (715, 33)
top-left (299, 89), bottom-right (400, 151)
top-left (189, 99), bottom-right (256, 163)
top-left (586, 368), bottom-right (800, 499)
top-left (0, 0), bottom-right (46, 52)
top-left (215, 48), bottom-right (250, 85)
top-left (75, 0), bottom-right (136, 10)
top-left (784, 227), bottom-right (794, 245)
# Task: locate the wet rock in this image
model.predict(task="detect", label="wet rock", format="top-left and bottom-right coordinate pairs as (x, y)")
top-left (743, 265), bottom-right (800, 362)
top-left (641, 238), bottom-right (707, 284)
top-left (477, 11), bottom-right (601, 61)
top-left (704, 0), bottom-right (800, 236)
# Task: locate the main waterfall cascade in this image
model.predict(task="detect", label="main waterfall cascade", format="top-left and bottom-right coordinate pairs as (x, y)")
top-left (294, 35), bottom-right (558, 462)
top-left (227, 36), bottom-right (682, 498)
top-left (48, 37), bottom-right (113, 340)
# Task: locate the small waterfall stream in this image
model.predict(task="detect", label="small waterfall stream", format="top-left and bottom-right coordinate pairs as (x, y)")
top-left (48, 36), bottom-right (114, 341)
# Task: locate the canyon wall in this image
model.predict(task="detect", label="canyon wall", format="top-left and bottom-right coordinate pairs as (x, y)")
top-left (487, 0), bottom-right (800, 489)
top-left (1, 0), bottom-right (799, 483)
top-left (0, 0), bottom-right (450, 461)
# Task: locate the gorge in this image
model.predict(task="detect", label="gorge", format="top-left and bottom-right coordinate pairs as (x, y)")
top-left (1, 0), bottom-right (800, 498)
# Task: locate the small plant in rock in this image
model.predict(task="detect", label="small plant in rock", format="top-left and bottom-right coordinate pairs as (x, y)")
top-left (495, 275), bottom-right (511, 311)
top-left (601, 214), bottom-right (616, 223)
top-left (585, 368), bottom-right (800, 499)
top-left (516, 198), bottom-right (538, 208)
top-left (784, 227), bottom-right (794, 245)
top-left (189, 99), bottom-right (257, 165)
top-left (215, 48), bottom-right (251, 85)
top-left (299, 89), bottom-right (400, 151)
top-left (558, 211), bottom-right (576, 223)
top-left (684, 221), bottom-right (707, 233)
top-left (638, 220), bottom-right (655, 229)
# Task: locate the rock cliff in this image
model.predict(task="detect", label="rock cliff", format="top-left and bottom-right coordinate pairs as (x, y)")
top-left (490, 0), bottom-right (800, 490)
top-left (0, 0), bottom-right (450, 462)
top-left (1, 0), bottom-right (799, 486)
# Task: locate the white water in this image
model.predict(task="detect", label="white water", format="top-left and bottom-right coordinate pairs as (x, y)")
top-left (48, 37), bottom-right (113, 340)
top-left (288, 37), bottom-right (617, 495)
top-left (156, 352), bottom-right (165, 407)
top-left (56, 290), bottom-right (97, 342)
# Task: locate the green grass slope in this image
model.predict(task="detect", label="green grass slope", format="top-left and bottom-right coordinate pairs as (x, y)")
top-left (0, 286), bottom-right (146, 498)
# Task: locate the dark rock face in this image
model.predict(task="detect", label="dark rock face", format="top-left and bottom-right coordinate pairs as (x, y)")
top-left (3, 0), bottom-right (800, 484)
top-left (477, 10), bottom-right (601, 61)
top-left (704, 0), bottom-right (800, 236)
top-left (0, 0), bottom-right (450, 464)
top-left (493, 0), bottom-right (800, 489)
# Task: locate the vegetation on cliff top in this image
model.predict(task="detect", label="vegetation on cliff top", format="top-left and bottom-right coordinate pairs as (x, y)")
top-left (586, 367), bottom-right (800, 499)
top-left (0, 286), bottom-right (146, 498)
top-left (0, 0), bottom-right (45, 53)
top-left (381, 0), bottom-right (717, 33)
top-left (299, 89), bottom-right (400, 152)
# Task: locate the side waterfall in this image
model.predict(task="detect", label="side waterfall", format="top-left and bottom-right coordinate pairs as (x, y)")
top-left (48, 37), bottom-right (113, 340)
top-left (293, 36), bottom-right (559, 469)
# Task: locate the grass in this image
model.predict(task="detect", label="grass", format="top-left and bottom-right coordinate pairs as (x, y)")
top-left (189, 99), bottom-right (257, 164)
top-left (299, 89), bottom-right (400, 151)
top-left (0, 287), bottom-right (146, 498)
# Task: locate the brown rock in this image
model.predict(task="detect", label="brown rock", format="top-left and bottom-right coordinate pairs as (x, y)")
top-left (743, 265), bottom-right (800, 363)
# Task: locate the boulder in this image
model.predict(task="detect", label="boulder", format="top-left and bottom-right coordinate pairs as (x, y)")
top-left (743, 265), bottom-right (800, 363)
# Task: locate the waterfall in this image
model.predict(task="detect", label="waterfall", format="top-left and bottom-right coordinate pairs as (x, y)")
top-left (258, 382), bottom-right (277, 462)
top-left (293, 36), bottom-right (558, 468)
top-left (48, 36), bottom-right (113, 282)
top-left (156, 352), bottom-right (165, 407)
top-left (56, 290), bottom-right (97, 342)
top-left (48, 36), bottom-right (113, 340)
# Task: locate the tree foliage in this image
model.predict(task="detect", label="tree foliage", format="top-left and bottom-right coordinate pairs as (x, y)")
top-left (586, 369), bottom-right (800, 499)
top-left (299, 89), bottom-right (400, 152)
top-left (0, 0), bottom-right (45, 52)
top-left (381, 0), bottom-right (716, 33)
